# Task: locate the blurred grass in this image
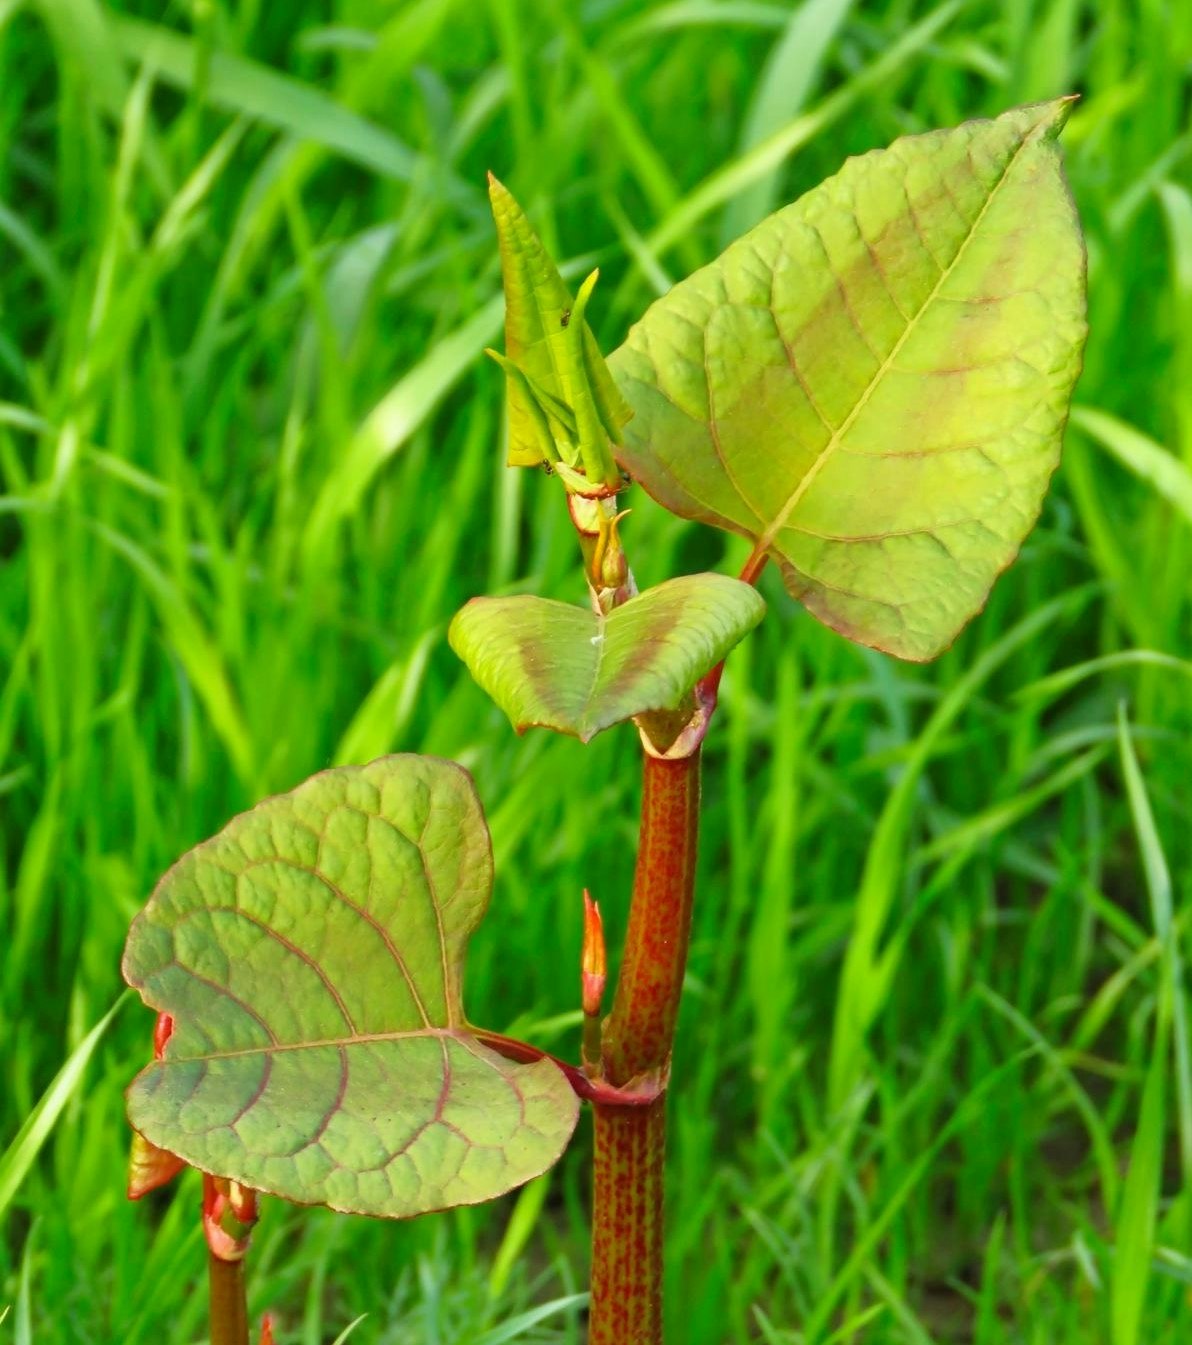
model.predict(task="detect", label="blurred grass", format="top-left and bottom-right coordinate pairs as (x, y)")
top-left (2, 0), bottom-right (1191, 1340)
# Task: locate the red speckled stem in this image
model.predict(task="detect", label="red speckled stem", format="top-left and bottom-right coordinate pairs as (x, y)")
top-left (590, 748), bottom-right (700, 1345)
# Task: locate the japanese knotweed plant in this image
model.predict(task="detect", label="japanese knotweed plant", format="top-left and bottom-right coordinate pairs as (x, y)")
top-left (123, 101), bottom-right (1086, 1345)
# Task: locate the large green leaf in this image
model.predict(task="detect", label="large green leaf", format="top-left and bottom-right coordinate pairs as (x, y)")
top-left (449, 573), bottom-right (765, 742)
top-left (123, 756), bottom-right (579, 1218)
top-left (610, 100), bottom-right (1087, 661)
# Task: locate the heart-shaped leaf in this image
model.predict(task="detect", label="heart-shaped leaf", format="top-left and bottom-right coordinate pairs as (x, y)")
top-left (449, 573), bottom-right (765, 741)
top-left (610, 100), bottom-right (1087, 661)
top-left (123, 755), bottom-right (579, 1218)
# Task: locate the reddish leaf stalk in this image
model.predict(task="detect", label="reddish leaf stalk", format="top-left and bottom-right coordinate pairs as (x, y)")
top-left (591, 747), bottom-right (701, 1345)
top-left (697, 550), bottom-right (768, 710)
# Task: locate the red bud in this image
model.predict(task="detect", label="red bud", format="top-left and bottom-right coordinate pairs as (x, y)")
top-left (127, 1131), bottom-right (186, 1200)
top-left (127, 1013), bottom-right (184, 1199)
top-left (153, 1012), bottom-right (174, 1059)
top-left (582, 890), bottom-right (606, 1017)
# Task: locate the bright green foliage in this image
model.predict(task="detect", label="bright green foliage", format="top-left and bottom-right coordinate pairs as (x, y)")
top-left (123, 756), bottom-right (579, 1218)
top-left (13, 2), bottom-right (1192, 1339)
top-left (611, 100), bottom-right (1087, 661)
top-left (1111, 710), bottom-right (1183, 1345)
top-left (488, 175), bottom-right (631, 485)
top-left (449, 574), bottom-right (765, 741)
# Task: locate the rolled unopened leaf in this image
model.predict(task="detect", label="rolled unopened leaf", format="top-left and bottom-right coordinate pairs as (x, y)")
top-left (489, 174), bottom-right (631, 486)
top-left (611, 100), bottom-right (1087, 661)
top-left (123, 756), bottom-right (580, 1218)
top-left (127, 1129), bottom-right (187, 1200)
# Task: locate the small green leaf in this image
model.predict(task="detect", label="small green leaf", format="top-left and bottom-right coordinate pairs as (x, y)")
top-left (611, 100), bottom-right (1087, 661)
top-left (488, 175), bottom-right (631, 480)
top-left (123, 756), bottom-right (579, 1218)
top-left (449, 573), bottom-right (765, 742)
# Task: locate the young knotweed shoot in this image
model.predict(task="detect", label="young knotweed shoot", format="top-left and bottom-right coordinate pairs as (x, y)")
top-left (122, 100), bottom-right (1086, 1345)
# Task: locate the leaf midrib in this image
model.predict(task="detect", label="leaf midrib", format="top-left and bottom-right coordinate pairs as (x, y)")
top-left (580, 609), bottom-right (611, 731)
top-left (752, 115), bottom-right (1049, 559)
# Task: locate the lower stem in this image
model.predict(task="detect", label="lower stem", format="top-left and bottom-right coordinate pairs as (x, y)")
top-left (590, 747), bottom-right (701, 1345)
top-left (208, 1251), bottom-right (249, 1345)
top-left (590, 1097), bottom-right (666, 1345)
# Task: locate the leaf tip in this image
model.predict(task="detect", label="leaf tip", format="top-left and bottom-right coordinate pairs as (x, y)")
top-left (1021, 95), bottom-right (1080, 142)
top-left (576, 269), bottom-right (601, 306)
top-left (1050, 93), bottom-right (1080, 133)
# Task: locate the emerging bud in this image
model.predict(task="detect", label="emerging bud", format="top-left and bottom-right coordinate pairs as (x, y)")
top-left (589, 507), bottom-right (635, 613)
top-left (127, 1130), bottom-right (186, 1201)
top-left (581, 890), bottom-right (607, 1018)
top-left (260, 1314), bottom-right (276, 1345)
top-left (153, 1012), bottom-right (175, 1058)
top-left (127, 1012), bottom-right (185, 1199)
top-left (203, 1173), bottom-right (260, 1263)
top-left (597, 511), bottom-right (630, 591)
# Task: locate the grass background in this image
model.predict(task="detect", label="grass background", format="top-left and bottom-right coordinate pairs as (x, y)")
top-left (2, 0), bottom-right (1192, 1340)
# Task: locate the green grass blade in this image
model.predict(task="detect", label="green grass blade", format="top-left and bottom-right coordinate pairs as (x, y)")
top-left (638, 0), bottom-right (966, 262)
top-left (1118, 704), bottom-right (1192, 1171)
top-left (1014, 651), bottom-right (1192, 704)
top-left (719, 0), bottom-right (854, 244)
top-left (1072, 406), bottom-right (1192, 528)
top-left (473, 1295), bottom-right (588, 1344)
top-left (301, 295), bottom-right (503, 565)
top-left (1110, 707), bottom-right (1186, 1344)
top-left (329, 1315), bottom-right (368, 1344)
top-left (828, 583), bottom-right (1098, 1110)
top-left (0, 996), bottom-right (127, 1220)
top-left (112, 15), bottom-right (443, 187)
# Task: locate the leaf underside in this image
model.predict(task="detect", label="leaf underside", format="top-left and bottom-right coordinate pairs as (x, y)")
top-left (449, 573), bottom-right (766, 741)
top-left (610, 100), bottom-right (1087, 661)
top-left (123, 756), bottom-right (579, 1218)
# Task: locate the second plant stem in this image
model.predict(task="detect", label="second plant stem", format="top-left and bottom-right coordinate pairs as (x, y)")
top-left (590, 745), bottom-right (701, 1345)
top-left (208, 1251), bottom-right (249, 1345)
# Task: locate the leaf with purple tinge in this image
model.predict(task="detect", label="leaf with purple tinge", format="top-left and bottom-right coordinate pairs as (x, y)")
top-left (449, 573), bottom-right (765, 742)
top-left (611, 100), bottom-right (1087, 661)
top-left (123, 756), bottom-right (579, 1218)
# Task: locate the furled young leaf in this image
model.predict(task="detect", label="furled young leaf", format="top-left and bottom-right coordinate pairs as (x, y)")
top-left (127, 1127), bottom-right (186, 1200)
top-left (449, 573), bottom-right (765, 741)
top-left (489, 175), bottom-right (631, 477)
top-left (123, 756), bottom-right (579, 1218)
top-left (610, 100), bottom-right (1087, 661)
